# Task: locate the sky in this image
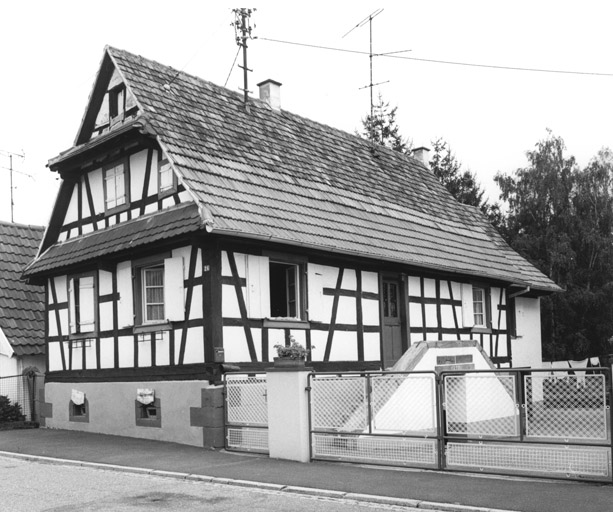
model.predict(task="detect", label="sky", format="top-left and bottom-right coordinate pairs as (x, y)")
top-left (1, 1), bottom-right (612, 226)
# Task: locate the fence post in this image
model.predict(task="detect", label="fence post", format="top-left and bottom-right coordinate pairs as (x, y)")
top-left (266, 366), bottom-right (312, 462)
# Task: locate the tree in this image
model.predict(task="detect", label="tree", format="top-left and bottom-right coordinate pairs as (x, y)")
top-left (495, 131), bottom-right (613, 360)
top-left (359, 94), bottom-right (411, 153)
top-left (430, 138), bottom-right (501, 227)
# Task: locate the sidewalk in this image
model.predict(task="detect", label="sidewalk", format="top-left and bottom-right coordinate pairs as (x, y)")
top-left (0, 428), bottom-right (611, 512)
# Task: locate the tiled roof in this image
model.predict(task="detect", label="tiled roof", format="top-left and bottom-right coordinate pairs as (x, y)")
top-left (0, 222), bottom-right (45, 356)
top-left (37, 47), bottom-right (560, 293)
top-left (24, 202), bottom-right (203, 276)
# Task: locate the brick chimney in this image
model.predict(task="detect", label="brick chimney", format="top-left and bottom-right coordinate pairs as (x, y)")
top-left (257, 79), bottom-right (282, 110)
top-left (411, 146), bottom-right (430, 167)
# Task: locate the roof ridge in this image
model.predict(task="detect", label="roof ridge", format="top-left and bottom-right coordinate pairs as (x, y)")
top-left (0, 220), bottom-right (45, 230)
top-left (106, 46), bottom-right (425, 171)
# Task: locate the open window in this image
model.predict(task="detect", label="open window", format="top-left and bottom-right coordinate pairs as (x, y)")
top-left (245, 254), bottom-right (306, 320)
top-left (269, 261), bottom-right (301, 318)
top-left (68, 273), bottom-right (97, 336)
top-left (103, 159), bottom-right (129, 212)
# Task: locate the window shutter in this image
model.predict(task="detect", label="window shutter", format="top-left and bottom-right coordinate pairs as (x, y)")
top-left (164, 256), bottom-right (185, 321)
top-left (68, 278), bottom-right (76, 333)
top-left (461, 283), bottom-right (474, 328)
top-left (307, 265), bottom-right (325, 322)
top-left (117, 261), bottom-right (134, 328)
top-left (246, 255), bottom-right (270, 318)
top-left (79, 276), bottom-right (96, 331)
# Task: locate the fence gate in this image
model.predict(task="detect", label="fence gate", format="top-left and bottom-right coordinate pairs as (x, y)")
top-left (309, 371), bottom-right (440, 469)
top-left (309, 368), bottom-right (613, 483)
top-left (441, 369), bottom-right (612, 482)
top-left (224, 373), bottom-right (269, 453)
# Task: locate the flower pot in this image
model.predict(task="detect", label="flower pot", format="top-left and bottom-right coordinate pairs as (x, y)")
top-left (273, 357), bottom-right (306, 368)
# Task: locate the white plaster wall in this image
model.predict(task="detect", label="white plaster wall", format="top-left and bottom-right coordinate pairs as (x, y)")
top-left (48, 342), bottom-right (62, 371)
top-left (363, 332), bottom-right (381, 361)
top-left (362, 298), bottom-right (379, 326)
top-left (362, 271), bottom-right (379, 294)
top-left (0, 354), bottom-right (18, 377)
top-left (327, 331), bottom-right (358, 361)
top-left (512, 296), bottom-right (543, 368)
top-left (99, 337), bottom-right (114, 368)
top-left (89, 168), bottom-right (104, 213)
top-left (181, 328), bottom-right (205, 364)
top-left (64, 185), bottom-right (79, 224)
top-left (44, 380), bottom-right (211, 447)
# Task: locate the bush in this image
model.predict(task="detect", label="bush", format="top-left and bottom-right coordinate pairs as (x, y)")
top-left (0, 395), bottom-right (24, 422)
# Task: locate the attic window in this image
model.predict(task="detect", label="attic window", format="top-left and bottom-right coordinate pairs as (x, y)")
top-left (158, 159), bottom-right (176, 196)
top-left (109, 85), bottom-right (125, 120)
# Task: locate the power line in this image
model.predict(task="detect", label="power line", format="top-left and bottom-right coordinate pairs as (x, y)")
top-left (259, 36), bottom-right (613, 77)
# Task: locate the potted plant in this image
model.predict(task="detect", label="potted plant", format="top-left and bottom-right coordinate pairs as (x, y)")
top-left (273, 337), bottom-right (312, 368)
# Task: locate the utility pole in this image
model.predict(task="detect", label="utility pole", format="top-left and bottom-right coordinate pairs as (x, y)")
top-left (0, 149), bottom-right (26, 223)
top-left (232, 8), bottom-right (256, 104)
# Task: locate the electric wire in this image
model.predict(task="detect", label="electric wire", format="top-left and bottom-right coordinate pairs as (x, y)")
top-left (259, 36), bottom-right (613, 77)
top-left (224, 46), bottom-right (241, 87)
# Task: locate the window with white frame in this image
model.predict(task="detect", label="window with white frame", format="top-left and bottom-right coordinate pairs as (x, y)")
top-left (142, 265), bottom-right (165, 323)
top-left (472, 286), bottom-right (486, 327)
top-left (104, 160), bottom-right (128, 211)
top-left (132, 256), bottom-right (185, 326)
top-left (68, 274), bottom-right (97, 335)
top-left (461, 283), bottom-right (491, 330)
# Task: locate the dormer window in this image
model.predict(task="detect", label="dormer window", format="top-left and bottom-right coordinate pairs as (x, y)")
top-left (104, 159), bottom-right (129, 212)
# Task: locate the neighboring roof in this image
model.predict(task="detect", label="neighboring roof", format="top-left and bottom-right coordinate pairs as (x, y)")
top-left (25, 202), bottom-right (203, 276)
top-left (0, 221), bottom-right (45, 356)
top-left (36, 46), bottom-right (560, 293)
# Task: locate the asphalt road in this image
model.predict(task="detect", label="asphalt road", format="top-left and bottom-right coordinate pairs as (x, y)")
top-left (0, 456), bottom-right (431, 512)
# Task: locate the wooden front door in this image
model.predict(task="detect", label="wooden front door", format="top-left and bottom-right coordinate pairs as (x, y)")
top-left (381, 278), bottom-right (404, 368)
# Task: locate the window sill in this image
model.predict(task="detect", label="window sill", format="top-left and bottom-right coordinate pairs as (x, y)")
top-left (471, 327), bottom-right (492, 335)
top-left (105, 203), bottom-right (130, 216)
top-left (68, 332), bottom-right (98, 340)
top-left (263, 318), bottom-right (311, 329)
top-left (134, 322), bottom-right (173, 334)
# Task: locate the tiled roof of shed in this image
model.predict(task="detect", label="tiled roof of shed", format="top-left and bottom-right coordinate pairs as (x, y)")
top-left (34, 47), bottom-right (559, 293)
top-left (0, 221), bottom-right (45, 356)
top-left (24, 202), bottom-right (203, 276)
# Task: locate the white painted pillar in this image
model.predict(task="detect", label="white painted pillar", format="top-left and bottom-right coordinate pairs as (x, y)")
top-left (266, 367), bottom-right (312, 462)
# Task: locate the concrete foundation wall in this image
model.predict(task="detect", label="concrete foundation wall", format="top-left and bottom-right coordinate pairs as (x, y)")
top-left (44, 380), bottom-right (221, 447)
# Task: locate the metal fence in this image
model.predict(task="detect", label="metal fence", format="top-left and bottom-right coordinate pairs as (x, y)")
top-left (309, 372), bottom-right (440, 469)
top-left (308, 368), bottom-right (613, 483)
top-left (224, 372), bottom-right (269, 453)
top-left (0, 374), bottom-right (36, 422)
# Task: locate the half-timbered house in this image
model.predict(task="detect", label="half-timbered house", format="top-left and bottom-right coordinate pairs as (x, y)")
top-left (23, 47), bottom-right (560, 446)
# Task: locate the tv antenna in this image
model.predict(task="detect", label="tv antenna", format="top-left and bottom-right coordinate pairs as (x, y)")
top-left (232, 8), bottom-right (257, 104)
top-left (0, 149), bottom-right (32, 223)
top-left (343, 9), bottom-right (411, 140)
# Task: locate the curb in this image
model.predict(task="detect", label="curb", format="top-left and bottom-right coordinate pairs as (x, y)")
top-left (0, 451), bottom-right (520, 512)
